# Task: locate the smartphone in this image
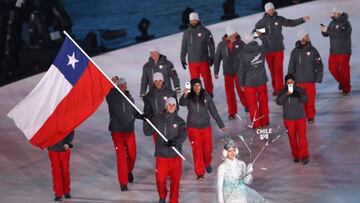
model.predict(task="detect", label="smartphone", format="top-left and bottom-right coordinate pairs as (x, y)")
top-left (288, 84), bottom-right (294, 93)
top-left (185, 82), bottom-right (191, 93)
top-left (185, 82), bottom-right (191, 89)
top-left (256, 28), bottom-right (266, 33)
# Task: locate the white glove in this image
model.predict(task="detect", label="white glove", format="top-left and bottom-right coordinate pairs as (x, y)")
top-left (247, 163), bottom-right (254, 174)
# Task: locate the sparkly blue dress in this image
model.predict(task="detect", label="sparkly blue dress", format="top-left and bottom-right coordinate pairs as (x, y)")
top-left (217, 158), bottom-right (267, 203)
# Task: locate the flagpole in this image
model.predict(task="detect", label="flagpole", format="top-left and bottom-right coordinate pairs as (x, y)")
top-left (62, 31), bottom-right (186, 161)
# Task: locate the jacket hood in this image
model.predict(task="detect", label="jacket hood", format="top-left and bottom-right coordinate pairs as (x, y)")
top-left (189, 22), bottom-right (203, 29)
top-left (222, 33), bottom-right (240, 42)
top-left (148, 54), bottom-right (167, 64)
top-left (263, 11), bottom-right (278, 19)
top-left (295, 41), bottom-right (313, 49)
top-left (244, 41), bottom-right (261, 52)
top-left (336, 13), bottom-right (349, 21)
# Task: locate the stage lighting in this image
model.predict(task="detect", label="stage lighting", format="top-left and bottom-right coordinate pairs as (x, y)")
top-left (135, 18), bottom-right (154, 42)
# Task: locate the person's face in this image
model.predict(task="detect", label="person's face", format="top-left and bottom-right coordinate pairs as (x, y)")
top-left (111, 76), bottom-right (119, 84)
top-left (266, 8), bottom-right (275, 16)
top-left (228, 33), bottom-right (236, 41)
top-left (300, 35), bottom-right (310, 45)
top-left (154, 80), bottom-right (164, 89)
top-left (119, 83), bottom-right (127, 92)
top-left (190, 19), bottom-right (198, 26)
top-left (192, 83), bottom-right (201, 94)
top-left (331, 12), bottom-right (340, 19)
top-left (286, 79), bottom-right (295, 85)
top-left (150, 51), bottom-right (160, 61)
top-left (226, 147), bottom-right (237, 160)
top-left (166, 103), bottom-right (177, 113)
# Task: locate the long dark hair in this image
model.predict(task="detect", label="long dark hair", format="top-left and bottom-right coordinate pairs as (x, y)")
top-left (188, 79), bottom-right (206, 105)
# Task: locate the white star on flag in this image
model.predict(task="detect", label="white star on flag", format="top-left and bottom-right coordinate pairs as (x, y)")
top-left (67, 52), bottom-right (79, 69)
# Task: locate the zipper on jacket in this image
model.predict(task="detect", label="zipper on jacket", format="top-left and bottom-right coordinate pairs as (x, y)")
top-left (268, 25), bottom-right (271, 34)
top-left (122, 101), bottom-right (125, 112)
top-left (156, 98), bottom-right (158, 110)
top-left (190, 35), bottom-right (193, 45)
top-left (288, 97), bottom-right (291, 104)
top-left (299, 55), bottom-right (302, 64)
top-left (197, 102), bottom-right (199, 112)
top-left (164, 123), bottom-right (167, 136)
top-left (225, 46), bottom-right (228, 56)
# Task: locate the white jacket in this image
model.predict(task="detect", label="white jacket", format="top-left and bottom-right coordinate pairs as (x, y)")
top-left (217, 158), bottom-right (253, 203)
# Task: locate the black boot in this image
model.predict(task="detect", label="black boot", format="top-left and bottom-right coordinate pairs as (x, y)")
top-left (301, 157), bottom-right (309, 165)
top-left (128, 173), bottom-right (134, 183)
top-left (159, 199), bottom-right (166, 203)
top-left (54, 196), bottom-right (62, 201)
top-left (121, 185), bottom-right (128, 191)
top-left (228, 114), bottom-right (236, 120)
top-left (206, 165), bottom-right (212, 173)
top-left (64, 194), bottom-right (71, 199)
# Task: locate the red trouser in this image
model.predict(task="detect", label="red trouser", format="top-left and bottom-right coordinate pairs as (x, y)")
top-left (189, 61), bottom-right (214, 94)
top-left (265, 51), bottom-right (284, 94)
top-left (156, 157), bottom-right (182, 203)
top-left (112, 131), bottom-right (137, 186)
top-left (284, 118), bottom-right (309, 159)
top-left (244, 84), bottom-right (269, 129)
top-left (224, 75), bottom-right (248, 115)
top-left (153, 132), bottom-right (157, 143)
top-left (187, 127), bottom-right (212, 176)
top-left (297, 83), bottom-right (316, 120)
top-left (48, 150), bottom-right (71, 197)
top-left (328, 53), bottom-right (351, 93)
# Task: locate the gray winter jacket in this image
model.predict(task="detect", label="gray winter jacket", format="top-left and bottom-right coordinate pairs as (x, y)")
top-left (236, 41), bottom-right (268, 87)
top-left (47, 131), bottom-right (74, 152)
top-left (255, 12), bottom-right (305, 53)
top-left (288, 41), bottom-right (323, 84)
top-left (143, 87), bottom-right (177, 120)
top-left (214, 34), bottom-right (245, 76)
top-left (143, 112), bottom-right (187, 158)
top-left (179, 92), bottom-right (225, 129)
top-left (140, 55), bottom-right (180, 96)
top-left (180, 23), bottom-right (215, 63)
top-left (321, 13), bottom-right (352, 54)
top-left (276, 85), bottom-right (308, 120)
top-left (106, 89), bottom-right (140, 133)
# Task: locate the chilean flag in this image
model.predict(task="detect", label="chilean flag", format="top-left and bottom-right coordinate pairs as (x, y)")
top-left (7, 35), bottom-right (113, 149)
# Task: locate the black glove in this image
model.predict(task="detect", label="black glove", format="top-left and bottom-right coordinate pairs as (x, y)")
top-left (139, 113), bottom-right (148, 120)
top-left (181, 61), bottom-right (187, 70)
top-left (67, 143), bottom-right (74, 148)
top-left (167, 139), bottom-right (177, 147)
top-left (208, 59), bottom-right (213, 66)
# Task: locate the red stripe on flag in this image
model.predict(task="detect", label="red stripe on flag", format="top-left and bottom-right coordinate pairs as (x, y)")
top-left (30, 62), bottom-right (113, 149)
